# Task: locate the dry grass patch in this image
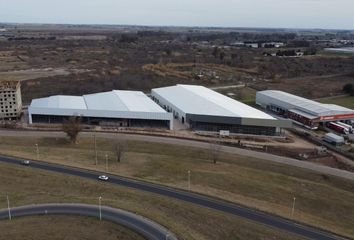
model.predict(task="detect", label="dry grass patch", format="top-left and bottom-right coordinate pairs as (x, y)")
top-left (0, 136), bottom-right (353, 238)
top-left (0, 216), bottom-right (144, 240)
top-left (0, 164), bottom-right (302, 240)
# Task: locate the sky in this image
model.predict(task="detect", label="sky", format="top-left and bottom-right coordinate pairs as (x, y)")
top-left (0, 0), bottom-right (353, 30)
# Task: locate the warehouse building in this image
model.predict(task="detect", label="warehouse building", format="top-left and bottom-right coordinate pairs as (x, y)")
top-left (151, 85), bottom-right (291, 136)
top-left (0, 80), bottom-right (22, 120)
top-left (256, 90), bottom-right (354, 129)
top-left (28, 90), bottom-right (173, 129)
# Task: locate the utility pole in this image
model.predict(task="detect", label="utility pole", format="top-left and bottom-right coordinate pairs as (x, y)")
top-left (165, 233), bottom-right (170, 240)
top-left (99, 196), bottom-right (102, 221)
top-left (94, 134), bottom-right (98, 165)
top-left (188, 170), bottom-right (191, 191)
top-left (35, 144), bottom-right (39, 160)
top-left (105, 154), bottom-right (108, 173)
top-left (6, 195), bottom-right (11, 220)
top-left (291, 197), bottom-right (296, 218)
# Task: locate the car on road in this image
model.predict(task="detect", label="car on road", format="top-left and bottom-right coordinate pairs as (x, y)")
top-left (21, 160), bottom-right (30, 165)
top-left (98, 175), bottom-right (109, 181)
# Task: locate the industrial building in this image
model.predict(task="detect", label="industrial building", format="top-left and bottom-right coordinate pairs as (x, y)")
top-left (28, 90), bottom-right (173, 129)
top-left (151, 84), bottom-right (291, 136)
top-left (0, 80), bottom-right (22, 120)
top-left (256, 90), bottom-right (354, 129)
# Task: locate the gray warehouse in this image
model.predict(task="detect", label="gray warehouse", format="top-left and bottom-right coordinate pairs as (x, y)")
top-left (151, 85), bottom-right (291, 136)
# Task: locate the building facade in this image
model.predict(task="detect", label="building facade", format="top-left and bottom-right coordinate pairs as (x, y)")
top-left (0, 80), bottom-right (22, 120)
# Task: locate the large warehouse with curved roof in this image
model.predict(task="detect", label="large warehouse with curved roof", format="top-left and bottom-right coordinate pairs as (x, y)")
top-left (256, 90), bottom-right (354, 129)
top-left (28, 90), bottom-right (173, 129)
top-left (151, 84), bottom-right (291, 136)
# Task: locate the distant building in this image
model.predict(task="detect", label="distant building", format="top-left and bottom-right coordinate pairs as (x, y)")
top-left (261, 42), bottom-right (285, 48)
top-left (244, 42), bottom-right (259, 48)
top-left (230, 41), bottom-right (245, 47)
top-left (0, 80), bottom-right (22, 120)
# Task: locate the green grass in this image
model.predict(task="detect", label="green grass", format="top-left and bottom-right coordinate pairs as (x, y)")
top-left (319, 95), bottom-right (354, 109)
top-left (0, 216), bottom-right (144, 240)
top-left (0, 163), bottom-right (303, 240)
top-left (0, 136), bottom-right (354, 238)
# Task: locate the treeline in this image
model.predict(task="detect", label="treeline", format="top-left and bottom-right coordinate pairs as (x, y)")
top-left (264, 48), bottom-right (317, 57)
top-left (7, 36), bottom-right (56, 41)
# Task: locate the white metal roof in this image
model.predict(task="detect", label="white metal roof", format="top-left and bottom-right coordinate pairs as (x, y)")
top-left (257, 90), bottom-right (354, 117)
top-left (152, 84), bottom-right (275, 119)
top-left (30, 90), bottom-right (166, 113)
top-left (30, 96), bottom-right (87, 109)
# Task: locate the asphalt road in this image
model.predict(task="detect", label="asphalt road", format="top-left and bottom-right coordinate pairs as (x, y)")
top-left (0, 155), bottom-right (348, 240)
top-left (0, 203), bottom-right (177, 240)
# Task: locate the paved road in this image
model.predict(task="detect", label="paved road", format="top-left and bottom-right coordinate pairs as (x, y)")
top-left (1, 130), bottom-right (354, 181)
top-left (0, 156), bottom-right (347, 240)
top-left (0, 203), bottom-right (177, 240)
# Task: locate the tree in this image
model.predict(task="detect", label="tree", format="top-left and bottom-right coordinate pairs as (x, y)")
top-left (62, 116), bottom-right (83, 144)
top-left (212, 47), bottom-right (218, 58)
top-left (219, 52), bottom-right (225, 61)
top-left (209, 138), bottom-right (221, 164)
top-left (343, 83), bottom-right (353, 94)
top-left (114, 139), bottom-right (126, 163)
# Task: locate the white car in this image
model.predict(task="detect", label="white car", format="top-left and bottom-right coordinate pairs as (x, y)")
top-left (22, 160), bottom-right (30, 165)
top-left (98, 175), bottom-right (109, 181)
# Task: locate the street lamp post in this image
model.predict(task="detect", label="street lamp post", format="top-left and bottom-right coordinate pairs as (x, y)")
top-left (291, 197), bottom-right (296, 218)
top-left (105, 154), bottom-right (108, 173)
top-left (35, 144), bottom-right (39, 160)
top-left (188, 170), bottom-right (191, 191)
top-left (94, 134), bottom-right (98, 165)
top-left (6, 195), bottom-right (11, 220)
top-left (98, 196), bottom-right (102, 221)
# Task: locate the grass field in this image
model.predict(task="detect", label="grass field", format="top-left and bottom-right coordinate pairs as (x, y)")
top-left (0, 216), bottom-right (144, 240)
top-left (0, 164), bottom-right (303, 240)
top-left (319, 95), bottom-right (354, 109)
top-left (217, 87), bottom-right (257, 105)
top-left (0, 135), bottom-right (354, 238)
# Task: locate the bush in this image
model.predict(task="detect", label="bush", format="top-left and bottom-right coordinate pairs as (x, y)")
top-left (343, 83), bottom-right (354, 95)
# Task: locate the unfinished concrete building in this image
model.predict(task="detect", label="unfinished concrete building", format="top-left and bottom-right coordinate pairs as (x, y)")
top-left (0, 80), bottom-right (22, 120)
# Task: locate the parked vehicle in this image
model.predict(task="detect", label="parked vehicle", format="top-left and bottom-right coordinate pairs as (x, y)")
top-left (323, 133), bottom-right (345, 146)
top-left (343, 119), bottom-right (354, 127)
top-left (327, 122), bottom-right (349, 135)
top-left (337, 121), bottom-right (353, 133)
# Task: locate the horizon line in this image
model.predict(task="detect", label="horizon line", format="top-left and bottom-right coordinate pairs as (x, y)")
top-left (1, 21), bottom-right (354, 32)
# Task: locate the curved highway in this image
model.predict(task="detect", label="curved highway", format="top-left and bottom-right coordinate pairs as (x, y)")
top-left (0, 156), bottom-right (348, 240)
top-left (0, 203), bottom-right (177, 240)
